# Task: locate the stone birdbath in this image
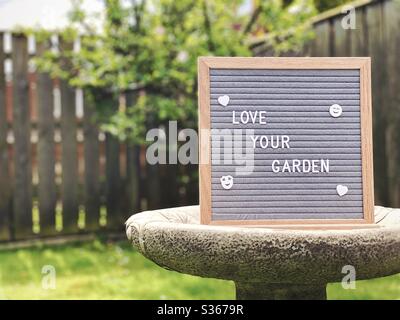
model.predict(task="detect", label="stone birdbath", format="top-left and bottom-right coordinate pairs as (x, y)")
top-left (125, 205), bottom-right (400, 300)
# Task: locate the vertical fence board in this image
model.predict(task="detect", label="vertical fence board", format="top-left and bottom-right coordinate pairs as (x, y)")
top-left (60, 80), bottom-right (78, 233)
top-left (105, 132), bottom-right (122, 229)
top-left (83, 93), bottom-right (100, 230)
top-left (366, 2), bottom-right (389, 206)
top-left (351, 6), bottom-right (369, 56)
top-left (383, 0), bottom-right (400, 207)
top-left (186, 164), bottom-right (199, 205)
top-left (122, 93), bottom-right (140, 215)
top-left (125, 143), bottom-right (140, 214)
top-left (146, 120), bottom-right (161, 210)
top-left (12, 35), bottom-right (32, 239)
top-left (146, 162), bottom-right (160, 210)
top-left (0, 33), bottom-right (11, 240)
top-left (333, 15), bottom-right (351, 56)
top-left (36, 43), bottom-right (57, 235)
top-left (59, 44), bottom-right (79, 234)
top-left (311, 21), bottom-right (331, 56)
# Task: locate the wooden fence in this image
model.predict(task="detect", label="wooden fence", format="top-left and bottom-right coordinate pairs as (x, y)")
top-left (2, 0), bottom-right (400, 242)
top-left (253, 0), bottom-right (400, 208)
top-left (0, 33), bottom-right (198, 242)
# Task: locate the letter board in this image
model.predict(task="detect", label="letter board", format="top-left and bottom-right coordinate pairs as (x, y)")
top-left (198, 57), bottom-right (374, 228)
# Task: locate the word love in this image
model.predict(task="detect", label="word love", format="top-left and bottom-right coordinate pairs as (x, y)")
top-left (232, 110), bottom-right (267, 125)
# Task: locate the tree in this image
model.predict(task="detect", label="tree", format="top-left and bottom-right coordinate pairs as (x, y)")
top-left (314, 0), bottom-right (354, 12)
top-left (31, 0), bottom-right (316, 143)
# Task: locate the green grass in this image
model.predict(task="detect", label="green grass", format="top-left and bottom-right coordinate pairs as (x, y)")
top-left (0, 240), bottom-right (399, 300)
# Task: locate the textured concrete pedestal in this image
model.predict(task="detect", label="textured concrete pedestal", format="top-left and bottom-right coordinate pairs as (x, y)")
top-left (126, 206), bottom-right (400, 300)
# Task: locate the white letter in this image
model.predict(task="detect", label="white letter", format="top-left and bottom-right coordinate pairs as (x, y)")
top-left (282, 160), bottom-right (291, 173)
top-left (292, 159), bottom-right (301, 173)
top-left (232, 111), bottom-right (239, 124)
top-left (303, 160), bottom-right (311, 173)
top-left (312, 160), bottom-right (319, 173)
top-left (260, 136), bottom-right (268, 149)
top-left (240, 111), bottom-right (249, 124)
top-left (250, 135), bottom-right (258, 149)
top-left (282, 135), bottom-right (290, 148)
top-left (321, 159), bottom-right (330, 173)
top-left (259, 111), bottom-right (267, 124)
top-left (271, 136), bottom-right (279, 149)
top-left (272, 160), bottom-right (280, 173)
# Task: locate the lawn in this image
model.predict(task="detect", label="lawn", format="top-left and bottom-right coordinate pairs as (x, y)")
top-left (0, 239), bottom-right (399, 300)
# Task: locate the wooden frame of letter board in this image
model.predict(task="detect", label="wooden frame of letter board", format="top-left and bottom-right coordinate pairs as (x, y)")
top-left (198, 57), bottom-right (375, 229)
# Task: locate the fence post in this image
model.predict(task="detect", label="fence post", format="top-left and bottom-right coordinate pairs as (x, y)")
top-left (121, 92), bottom-right (140, 215)
top-left (0, 32), bottom-right (12, 241)
top-left (366, 3), bottom-right (390, 206)
top-left (310, 21), bottom-right (331, 56)
top-left (382, 0), bottom-right (400, 207)
top-left (105, 131), bottom-right (122, 229)
top-left (36, 41), bottom-right (57, 235)
top-left (83, 91), bottom-right (100, 230)
top-left (59, 38), bottom-right (79, 233)
top-left (146, 118), bottom-right (161, 210)
top-left (12, 34), bottom-right (33, 239)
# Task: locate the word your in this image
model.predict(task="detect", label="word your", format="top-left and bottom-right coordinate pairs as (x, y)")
top-left (250, 135), bottom-right (290, 149)
top-left (271, 159), bottom-right (330, 173)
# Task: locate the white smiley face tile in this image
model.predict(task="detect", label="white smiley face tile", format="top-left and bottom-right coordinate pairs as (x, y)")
top-left (329, 104), bottom-right (343, 118)
top-left (220, 175), bottom-right (234, 190)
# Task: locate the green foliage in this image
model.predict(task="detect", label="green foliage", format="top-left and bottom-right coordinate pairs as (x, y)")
top-left (314, 0), bottom-right (354, 12)
top-left (32, 0), bottom-right (316, 143)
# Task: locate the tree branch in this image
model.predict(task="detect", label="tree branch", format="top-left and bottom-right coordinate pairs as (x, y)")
top-left (202, 0), bottom-right (215, 52)
top-left (242, 5), bottom-right (262, 35)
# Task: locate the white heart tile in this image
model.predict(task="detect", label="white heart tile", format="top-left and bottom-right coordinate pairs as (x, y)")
top-left (336, 185), bottom-right (348, 197)
top-left (217, 95), bottom-right (230, 107)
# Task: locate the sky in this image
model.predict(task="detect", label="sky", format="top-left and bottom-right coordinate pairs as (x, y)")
top-left (0, 0), bottom-right (253, 31)
top-left (0, 0), bottom-right (103, 31)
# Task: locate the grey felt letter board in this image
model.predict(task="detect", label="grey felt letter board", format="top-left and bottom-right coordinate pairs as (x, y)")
top-left (198, 57), bottom-right (375, 228)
